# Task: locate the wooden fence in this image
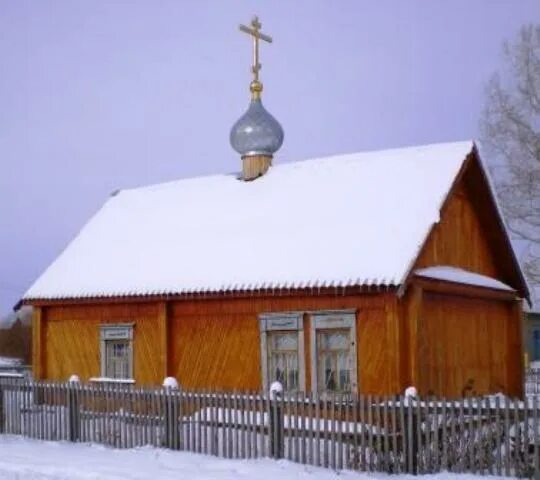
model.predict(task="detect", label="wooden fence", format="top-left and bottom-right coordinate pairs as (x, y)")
top-left (0, 377), bottom-right (538, 477)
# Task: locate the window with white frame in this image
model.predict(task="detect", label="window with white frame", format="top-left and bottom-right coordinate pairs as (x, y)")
top-left (100, 324), bottom-right (133, 379)
top-left (310, 311), bottom-right (357, 393)
top-left (259, 313), bottom-right (305, 392)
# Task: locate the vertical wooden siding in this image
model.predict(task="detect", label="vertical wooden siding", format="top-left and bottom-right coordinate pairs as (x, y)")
top-left (169, 293), bottom-right (400, 394)
top-left (406, 156), bottom-right (524, 397)
top-left (415, 184), bottom-right (499, 277)
top-left (414, 155), bottom-right (525, 296)
top-left (417, 292), bottom-right (521, 397)
top-left (31, 307), bottom-right (43, 380)
top-left (43, 303), bottom-right (162, 385)
top-left (37, 293), bottom-right (400, 393)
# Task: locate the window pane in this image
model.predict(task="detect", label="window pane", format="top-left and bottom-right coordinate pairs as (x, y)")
top-left (534, 330), bottom-right (540, 361)
top-left (323, 331), bottom-right (348, 349)
top-left (271, 332), bottom-right (298, 351)
top-left (105, 340), bottom-right (130, 379)
top-left (268, 332), bottom-right (299, 391)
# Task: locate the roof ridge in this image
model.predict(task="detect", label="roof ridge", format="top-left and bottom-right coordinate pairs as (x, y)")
top-left (121, 139), bottom-right (474, 195)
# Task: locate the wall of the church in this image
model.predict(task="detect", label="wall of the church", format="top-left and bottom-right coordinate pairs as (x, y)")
top-left (414, 181), bottom-right (499, 277)
top-left (35, 302), bottom-right (165, 385)
top-left (168, 292), bottom-right (401, 394)
top-left (418, 291), bottom-right (521, 397)
top-left (32, 292), bottom-right (403, 394)
top-left (401, 155), bottom-right (525, 397)
top-left (400, 280), bottom-right (522, 398)
top-left (32, 281), bottom-right (522, 398)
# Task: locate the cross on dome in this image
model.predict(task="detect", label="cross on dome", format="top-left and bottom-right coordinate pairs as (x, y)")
top-left (230, 15), bottom-right (284, 180)
top-left (239, 16), bottom-right (273, 99)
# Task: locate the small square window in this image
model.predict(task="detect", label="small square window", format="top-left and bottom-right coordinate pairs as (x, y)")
top-left (100, 324), bottom-right (133, 380)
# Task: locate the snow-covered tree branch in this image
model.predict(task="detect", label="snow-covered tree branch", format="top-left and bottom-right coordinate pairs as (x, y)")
top-left (481, 24), bottom-right (540, 294)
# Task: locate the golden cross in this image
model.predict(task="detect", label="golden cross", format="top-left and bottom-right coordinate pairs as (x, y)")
top-left (239, 16), bottom-right (272, 84)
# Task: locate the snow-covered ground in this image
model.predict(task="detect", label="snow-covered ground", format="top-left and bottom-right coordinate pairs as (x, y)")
top-left (0, 435), bottom-right (514, 480)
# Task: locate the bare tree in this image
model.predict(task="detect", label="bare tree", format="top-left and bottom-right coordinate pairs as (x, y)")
top-left (481, 24), bottom-right (540, 298)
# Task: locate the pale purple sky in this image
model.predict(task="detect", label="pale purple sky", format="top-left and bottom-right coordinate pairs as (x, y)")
top-left (0, 1), bottom-right (538, 316)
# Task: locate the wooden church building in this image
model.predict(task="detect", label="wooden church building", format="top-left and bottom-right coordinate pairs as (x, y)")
top-left (21, 18), bottom-right (529, 398)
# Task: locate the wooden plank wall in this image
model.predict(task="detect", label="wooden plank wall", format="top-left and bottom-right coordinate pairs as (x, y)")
top-left (417, 292), bottom-right (521, 397)
top-left (43, 303), bottom-right (163, 385)
top-left (415, 183), bottom-right (499, 277)
top-left (37, 288), bottom-right (521, 397)
top-left (168, 293), bottom-right (401, 394)
top-left (37, 293), bottom-right (401, 394)
top-left (414, 155), bottom-right (525, 295)
top-left (406, 154), bottom-right (524, 398)
top-left (31, 307), bottom-right (43, 379)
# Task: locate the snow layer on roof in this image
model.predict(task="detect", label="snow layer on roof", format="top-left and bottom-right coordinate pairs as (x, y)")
top-left (414, 266), bottom-right (514, 291)
top-left (24, 140), bottom-right (475, 300)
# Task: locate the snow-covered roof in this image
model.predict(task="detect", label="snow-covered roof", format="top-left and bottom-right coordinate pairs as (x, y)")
top-left (24, 141), bottom-right (480, 300)
top-left (414, 266), bottom-right (515, 292)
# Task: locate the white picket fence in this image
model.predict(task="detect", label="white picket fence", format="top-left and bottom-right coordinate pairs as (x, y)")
top-left (0, 377), bottom-right (538, 477)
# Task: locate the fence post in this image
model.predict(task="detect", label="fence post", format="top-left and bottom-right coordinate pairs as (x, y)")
top-left (269, 381), bottom-right (283, 459)
top-left (67, 375), bottom-right (80, 442)
top-left (404, 387), bottom-right (418, 475)
top-left (163, 377), bottom-right (180, 450)
top-left (0, 380), bottom-right (4, 434)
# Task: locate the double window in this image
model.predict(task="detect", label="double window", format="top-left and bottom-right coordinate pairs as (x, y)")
top-left (100, 324), bottom-right (134, 380)
top-left (259, 311), bottom-right (357, 393)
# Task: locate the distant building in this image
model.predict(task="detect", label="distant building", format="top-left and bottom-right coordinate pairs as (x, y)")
top-left (19, 17), bottom-right (530, 398)
top-left (526, 310), bottom-right (540, 366)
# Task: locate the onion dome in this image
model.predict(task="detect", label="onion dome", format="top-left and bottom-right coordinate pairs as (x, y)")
top-left (230, 87), bottom-right (284, 157)
top-left (232, 16), bottom-right (283, 180)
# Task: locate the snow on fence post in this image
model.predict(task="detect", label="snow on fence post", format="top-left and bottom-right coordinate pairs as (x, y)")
top-left (67, 375), bottom-right (81, 442)
top-left (403, 386), bottom-right (419, 475)
top-left (162, 377), bottom-right (181, 450)
top-left (269, 381), bottom-right (284, 460)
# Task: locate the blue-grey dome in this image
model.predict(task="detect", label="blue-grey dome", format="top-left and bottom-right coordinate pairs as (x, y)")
top-left (230, 98), bottom-right (284, 156)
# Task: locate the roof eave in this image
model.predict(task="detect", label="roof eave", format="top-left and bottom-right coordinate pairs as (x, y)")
top-left (20, 282), bottom-right (400, 307)
top-left (471, 143), bottom-right (532, 305)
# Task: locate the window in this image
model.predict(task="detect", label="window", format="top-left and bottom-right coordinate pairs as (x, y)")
top-left (534, 329), bottom-right (540, 362)
top-left (310, 311), bottom-right (357, 394)
top-left (317, 329), bottom-right (351, 392)
top-left (104, 340), bottom-right (130, 379)
top-left (100, 324), bottom-right (133, 379)
top-left (268, 331), bottom-right (299, 390)
top-left (259, 313), bottom-right (305, 392)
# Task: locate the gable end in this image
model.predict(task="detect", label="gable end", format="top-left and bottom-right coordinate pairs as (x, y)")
top-left (402, 145), bottom-right (530, 302)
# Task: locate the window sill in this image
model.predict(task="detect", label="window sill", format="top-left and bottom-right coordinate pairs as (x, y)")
top-left (89, 377), bottom-right (135, 384)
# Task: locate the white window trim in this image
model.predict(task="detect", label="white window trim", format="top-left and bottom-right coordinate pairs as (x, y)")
top-left (100, 324), bottom-right (134, 380)
top-left (259, 312), bottom-right (305, 392)
top-left (310, 310), bottom-right (357, 394)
